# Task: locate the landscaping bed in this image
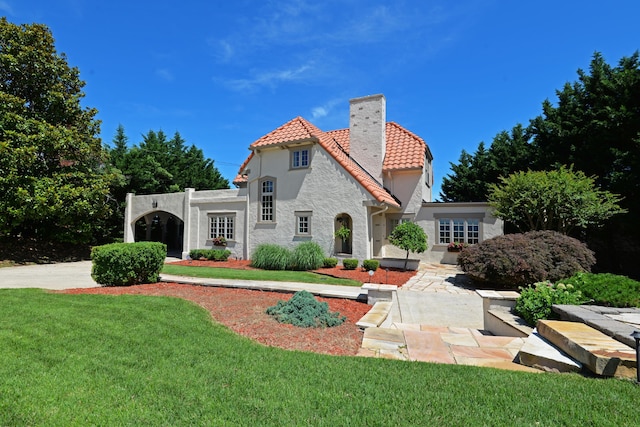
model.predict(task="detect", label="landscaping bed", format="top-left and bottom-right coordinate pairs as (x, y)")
top-left (170, 258), bottom-right (416, 287)
top-left (62, 283), bottom-right (371, 356)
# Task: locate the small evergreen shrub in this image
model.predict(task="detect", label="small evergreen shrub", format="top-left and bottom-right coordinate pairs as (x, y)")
top-left (562, 272), bottom-right (640, 307)
top-left (91, 242), bottom-right (166, 286)
top-left (291, 241), bottom-right (325, 271)
top-left (342, 258), bottom-right (358, 270)
top-left (514, 281), bottom-right (588, 326)
top-left (323, 257), bottom-right (338, 268)
top-left (457, 230), bottom-right (595, 289)
top-left (266, 290), bottom-right (346, 328)
top-left (362, 259), bottom-right (379, 271)
top-left (251, 244), bottom-right (292, 270)
top-left (189, 249), bottom-right (231, 261)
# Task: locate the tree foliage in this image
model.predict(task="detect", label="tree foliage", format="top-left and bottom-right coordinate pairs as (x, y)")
top-left (389, 222), bottom-right (428, 270)
top-left (488, 166), bottom-right (625, 234)
top-left (0, 18), bottom-right (119, 243)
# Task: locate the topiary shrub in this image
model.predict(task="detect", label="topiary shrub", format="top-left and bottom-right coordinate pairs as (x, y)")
top-left (562, 272), bottom-right (640, 307)
top-left (514, 281), bottom-right (588, 326)
top-left (362, 259), bottom-right (379, 271)
top-left (189, 249), bottom-right (206, 260)
top-left (265, 290), bottom-right (346, 328)
top-left (251, 244), bottom-right (292, 270)
top-left (323, 257), bottom-right (338, 268)
top-left (91, 242), bottom-right (166, 286)
top-left (291, 241), bottom-right (325, 271)
top-left (342, 258), bottom-right (358, 270)
top-left (457, 230), bottom-right (595, 289)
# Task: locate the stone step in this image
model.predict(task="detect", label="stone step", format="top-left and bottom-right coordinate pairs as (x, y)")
top-left (486, 307), bottom-right (533, 337)
top-left (553, 304), bottom-right (638, 348)
top-left (518, 329), bottom-right (582, 373)
top-left (537, 320), bottom-right (637, 379)
top-left (356, 301), bottom-right (393, 330)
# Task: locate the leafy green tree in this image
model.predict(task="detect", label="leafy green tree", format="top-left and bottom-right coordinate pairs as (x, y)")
top-left (389, 222), bottom-right (428, 270)
top-left (488, 166), bottom-right (625, 235)
top-left (0, 18), bottom-right (119, 243)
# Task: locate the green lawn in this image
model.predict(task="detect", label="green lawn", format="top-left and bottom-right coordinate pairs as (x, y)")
top-left (1, 289), bottom-right (639, 426)
top-left (162, 264), bottom-right (362, 286)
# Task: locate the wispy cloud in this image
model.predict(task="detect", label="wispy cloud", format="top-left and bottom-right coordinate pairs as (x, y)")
top-left (155, 68), bottom-right (174, 82)
top-left (224, 62), bottom-right (314, 92)
top-left (0, 0), bottom-right (13, 14)
top-left (311, 98), bottom-right (342, 119)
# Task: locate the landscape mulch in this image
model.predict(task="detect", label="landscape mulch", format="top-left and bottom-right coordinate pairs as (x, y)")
top-left (61, 260), bottom-right (417, 356)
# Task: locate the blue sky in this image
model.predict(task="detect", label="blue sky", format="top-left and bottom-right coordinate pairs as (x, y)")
top-left (3, 1), bottom-right (639, 199)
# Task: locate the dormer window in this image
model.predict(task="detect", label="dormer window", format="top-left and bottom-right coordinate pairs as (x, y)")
top-left (290, 147), bottom-right (310, 169)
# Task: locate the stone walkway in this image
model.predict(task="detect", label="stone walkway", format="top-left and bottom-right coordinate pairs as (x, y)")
top-left (359, 263), bottom-right (540, 372)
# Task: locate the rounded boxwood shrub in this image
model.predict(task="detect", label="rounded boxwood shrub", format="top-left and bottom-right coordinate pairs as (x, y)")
top-left (323, 257), bottom-right (338, 268)
top-left (251, 244), bottom-right (292, 270)
top-left (266, 290), bottom-right (346, 328)
top-left (362, 259), bottom-right (379, 271)
top-left (562, 272), bottom-right (640, 307)
top-left (291, 241), bottom-right (325, 271)
top-left (514, 281), bottom-right (588, 326)
top-left (189, 249), bottom-right (231, 261)
top-left (91, 242), bottom-right (166, 286)
top-left (342, 258), bottom-right (358, 270)
top-left (457, 230), bottom-right (595, 289)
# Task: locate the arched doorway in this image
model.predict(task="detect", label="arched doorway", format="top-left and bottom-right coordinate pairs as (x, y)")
top-left (334, 213), bottom-right (352, 255)
top-left (134, 211), bottom-right (184, 257)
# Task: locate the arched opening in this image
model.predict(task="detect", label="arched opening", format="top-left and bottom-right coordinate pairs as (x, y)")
top-left (133, 211), bottom-right (184, 257)
top-left (334, 213), bottom-right (353, 255)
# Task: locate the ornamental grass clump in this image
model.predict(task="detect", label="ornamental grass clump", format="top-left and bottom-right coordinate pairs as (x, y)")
top-left (266, 290), bottom-right (346, 328)
top-left (291, 242), bottom-right (325, 271)
top-left (251, 244), bottom-right (292, 270)
top-left (514, 281), bottom-right (588, 326)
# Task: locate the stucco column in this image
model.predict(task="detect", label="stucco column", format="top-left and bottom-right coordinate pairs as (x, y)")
top-left (181, 188), bottom-right (194, 259)
top-left (123, 193), bottom-right (135, 243)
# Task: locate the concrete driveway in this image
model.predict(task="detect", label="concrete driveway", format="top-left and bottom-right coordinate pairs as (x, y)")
top-left (0, 261), bottom-right (98, 290)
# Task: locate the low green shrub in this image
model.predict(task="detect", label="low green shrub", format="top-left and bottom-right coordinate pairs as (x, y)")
top-left (189, 249), bottom-right (231, 261)
top-left (265, 290), bottom-right (346, 328)
top-left (251, 244), bottom-right (292, 270)
top-left (291, 242), bottom-right (325, 271)
top-left (342, 258), bottom-right (358, 270)
top-left (362, 259), bottom-right (379, 271)
top-left (91, 242), bottom-right (166, 286)
top-left (562, 272), bottom-right (640, 307)
top-left (457, 230), bottom-right (595, 289)
top-left (323, 257), bottom-right (338, 268)
top-left (514, 281), bottom-right (588, 326)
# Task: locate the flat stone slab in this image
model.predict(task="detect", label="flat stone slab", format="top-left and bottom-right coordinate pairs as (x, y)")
top-left (537, 320), bottom-right (636, 378)
top-left (356, 301), bottom-right (392, 329)
top-left (553, 305), bottom-right (638, 347)
top-left (487, 307), bottom-right (533, 337)
top-left (518, 330), bottom-right (582, 373)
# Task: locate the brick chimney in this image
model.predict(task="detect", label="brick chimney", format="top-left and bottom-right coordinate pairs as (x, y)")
top-left (349, 94), bottom-right (386, 182)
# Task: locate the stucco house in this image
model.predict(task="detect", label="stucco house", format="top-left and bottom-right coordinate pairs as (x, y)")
top-left (124, 94), bottom-right (502, 265)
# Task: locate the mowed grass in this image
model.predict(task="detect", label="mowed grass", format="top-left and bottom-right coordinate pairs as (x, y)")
top-left (162, 264), bottom-right (362, 287)
top-left (1, 289), bottom-right (639, 426)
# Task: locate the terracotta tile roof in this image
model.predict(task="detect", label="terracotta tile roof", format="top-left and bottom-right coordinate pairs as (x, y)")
top-left (326, 122), bottom-right (427, 171)
top-left (235, 116), bottom-right (428, 206)
top-left (232, 152), bottom-right (254, 185)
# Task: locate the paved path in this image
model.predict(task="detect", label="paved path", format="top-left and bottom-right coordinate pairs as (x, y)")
top-left (0, 261), bottom-right (98, 289)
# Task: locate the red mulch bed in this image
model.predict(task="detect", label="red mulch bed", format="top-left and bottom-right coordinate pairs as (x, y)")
top-left (61, 260), bottom-right (417, 356)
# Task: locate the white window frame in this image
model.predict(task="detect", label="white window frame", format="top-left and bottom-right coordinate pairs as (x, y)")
top-left (259, 178), bottom-right (276, 222)
top-left (438, 218), bottom-right (480, 245)
top-left (290, 147), bottom-right (311, 169)
top-left (295, 211), bottom-right (312, 236)
top-left (209, 214), bottom-right (235, 240)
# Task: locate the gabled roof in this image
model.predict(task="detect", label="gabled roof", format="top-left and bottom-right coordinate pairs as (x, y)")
top-left (234, 117), bottom-right (428, 207)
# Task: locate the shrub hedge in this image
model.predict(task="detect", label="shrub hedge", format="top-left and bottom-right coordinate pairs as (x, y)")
top-left (265, 290), bottom-right (346, 328)
top-left (362, 259), bottom-right (379, 271)
top-left (291, 242), bottom-right (325, 271)
top-left (91, 242), bottom-right (166, 286)
top-left (189, 249), bottom-right (231, 261)
top-left (562, 272), bottom-right (640, 307)
top-left (251, 244), bottom-right (292, 270)
top-left (342, 259), bottom-right (358, 270)
top-left (457, 230), bottom-right (595, 289)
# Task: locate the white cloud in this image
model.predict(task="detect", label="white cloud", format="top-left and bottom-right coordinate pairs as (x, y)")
top-left (224, 62), bottom-right (314, 92)
top-left (311, 98), bottom-right (342, 120)
top-left (155, 68), bottom-right (174, 82)
top-left (0, 1), bottom-right (14, 14)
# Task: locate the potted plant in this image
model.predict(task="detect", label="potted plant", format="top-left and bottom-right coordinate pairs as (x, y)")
top-left (334, 224), bottom-right (351, 253)
top-left (447, 241), bottom-right (468, 252)
top-left (212, 236), bottom-right (227, 247)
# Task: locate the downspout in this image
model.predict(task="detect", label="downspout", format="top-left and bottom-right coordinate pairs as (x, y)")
top-left (369, 205), bottom-right (389, 259)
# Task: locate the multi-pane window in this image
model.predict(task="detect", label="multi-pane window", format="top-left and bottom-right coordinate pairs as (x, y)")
top-left (439, 218), bottom-right (480, 244)
top-left (295, 212), bottom-right (311, 235)
top-left (291, 148), bottom-right (310, 168)
top-left (209, 215), bottom-right (234, 240)
top-left (260, 179), bottom-right (275, 222)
